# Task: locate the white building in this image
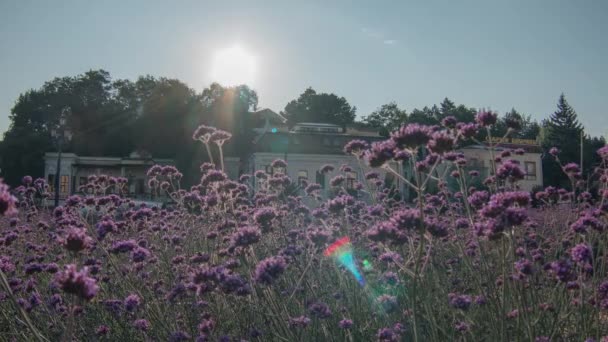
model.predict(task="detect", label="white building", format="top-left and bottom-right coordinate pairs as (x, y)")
top-left (459, 139), bottom-right (543, 192)
top-left (226, 109), bottom-right (406, 199)
top-left (44, 151), bottom-right (173, 200)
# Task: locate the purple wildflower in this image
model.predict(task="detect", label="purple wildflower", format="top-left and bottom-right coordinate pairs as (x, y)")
top-left (254, 256), bottom-right (287, 285)
top-left (570, 243), bottom-right (592, 264)
top-left (476, 110), bottom-right (497, 126)
top-left (54, 264), bottom-right (99, 301)
top-left (288, 316), bottom-right (311, 328)
top-left (308, 301), bottom-right (331, 318)
top-left (365, 140), bottom-right (396, 168)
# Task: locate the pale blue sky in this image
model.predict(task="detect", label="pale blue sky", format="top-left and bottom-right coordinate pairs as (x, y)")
top-left (0, 0), bottom-right (607, 137)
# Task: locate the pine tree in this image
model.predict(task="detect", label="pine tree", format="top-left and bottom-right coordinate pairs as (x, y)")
top-left (542, 93), bottom-right (583, 187)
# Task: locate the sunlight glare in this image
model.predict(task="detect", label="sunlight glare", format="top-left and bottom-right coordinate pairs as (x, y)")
top-left (211, 45), bottom-right (257, 87)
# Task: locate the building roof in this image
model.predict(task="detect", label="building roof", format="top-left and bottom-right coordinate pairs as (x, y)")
top-left (461, 143), bottom-right (543, 154)
top-left (251, 108), bottom-right (287, 124)
top-left (44, 152), bottom-right (174, 166)
top-left (253, 131), bottom-right (383, 155)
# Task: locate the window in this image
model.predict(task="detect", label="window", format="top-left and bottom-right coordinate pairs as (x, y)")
top-left (525, 161), bottom-right (537, 180)
top-left (79, 177), bottom-right (87, 186)
top-left (346, 171), bottom-right (357, 189)
top-left (48, 174), bottom-right (55, 192)
top-left (322, 137), bottom-right (331, 146)
top-left (136, 179), bottom-right (145, 195)
top-left (316, 171), bottom-right (325, 189)
top-left (333, 138), bottom-right (342, 146)
top-left (60, 175), bottom-right (69, 194)
top-left (297, 170), bottom-right (308, 187)
top-left (265, 165), bottom-right (273, 174)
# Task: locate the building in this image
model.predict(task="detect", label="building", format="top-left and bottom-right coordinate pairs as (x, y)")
top-left (44, 151), bottom-right (173, 201)
top-left (458, 138), bottom-right (543, 191)
top-left (226, 109), bottom-right (406, 199)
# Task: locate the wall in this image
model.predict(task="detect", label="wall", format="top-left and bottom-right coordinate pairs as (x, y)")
top-left (460, 147), bottom-right (543, 191)
top-left (249, 152), bottom-right (404, 199)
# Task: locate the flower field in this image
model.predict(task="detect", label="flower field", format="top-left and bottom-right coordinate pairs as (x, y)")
top-left (1, 113), bottom-right (608, 341)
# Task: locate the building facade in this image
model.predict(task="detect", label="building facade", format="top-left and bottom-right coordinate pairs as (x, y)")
top-left (458, 139), bottom-right (544, 191)
top-left (44, 152), bottom-right (173, 200)
top-left (226, 109), bottom-right (406, 199)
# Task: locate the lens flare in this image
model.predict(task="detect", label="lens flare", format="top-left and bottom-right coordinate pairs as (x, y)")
top-left (324, 237), bottom-right (365, 286)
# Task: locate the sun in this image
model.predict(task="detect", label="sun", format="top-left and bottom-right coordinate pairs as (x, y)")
top-left (211, 45), bottom-right (257, 87)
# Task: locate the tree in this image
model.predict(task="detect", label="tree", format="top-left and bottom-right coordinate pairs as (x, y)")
top-left (541, 94), bottom-right (584, 187)
top-left (0, 70), bottom-right (137, 185)
top-left (282, 88), bottom-right (356, 126)
top-left (362, 102), bottom-right (407, 137)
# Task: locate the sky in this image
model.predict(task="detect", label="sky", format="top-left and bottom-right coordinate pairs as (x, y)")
top-left (0, 0), bottom-right (607, 138)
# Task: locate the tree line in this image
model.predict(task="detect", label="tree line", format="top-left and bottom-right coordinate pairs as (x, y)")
top-left (0, 69), bottom-right (604, 189)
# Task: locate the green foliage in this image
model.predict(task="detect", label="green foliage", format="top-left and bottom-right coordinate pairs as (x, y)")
top-left (363, 102), bottom-right (407, 137)
top-left (282, 87), bottom-right (356, 126)
top-left (541, 94), bottom-right (584, 187)
top-left (0, 71), bottom-right (259, 187)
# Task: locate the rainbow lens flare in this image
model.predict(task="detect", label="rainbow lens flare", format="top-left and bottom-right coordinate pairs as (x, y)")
top-left (324, 237), bottom-right (365, 286)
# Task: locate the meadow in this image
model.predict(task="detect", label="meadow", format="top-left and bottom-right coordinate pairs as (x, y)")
top-left (1, 112), bottom-right (607, 341)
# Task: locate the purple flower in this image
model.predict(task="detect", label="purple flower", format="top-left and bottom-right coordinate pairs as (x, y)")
top-left (198, 318), bottom-right (215, 334)
top-left (288, 315), bottom-right (311, 328)
top-left (377, 327), bottom-right (400, 342)
top-left (305, 183), bottom-right (322, 195)
top-left (514, 259), bottom-right (533, 275)
top-left (457, 122), bottom-right (479, 138)
top-left (448, 293), bottom-right (472, 310)
top-left (427, 131), bottom-right (455, 155)
top-left (571, 214), bottom-right (604, 234)
top-left (344, 139), bottom-right (369, 155)
top-left (131, 247), bottom-right (151, 262)
top-left (62, 227), bottom-right (93, 253)
top-left (454, 321), bottom-right (471, 333)
top-left (193, 125), bottom-right (216, 141)
top-left (597, 145), bottom-right (608, 160)
top-left (230, 226), bottom-right (261, 248)
top-left (366, 140), bottom-right (396, 168)
top-left (201, 170), bottom-right (227, 186)
top-left (496, 160), bottom-right (525, 182)
top-left (271, 159), bottom-right (288, 169)
top-left (254, 256), bottom-right (287, 284)
top-left (570, 243), bottom-right (592, 264)
top-left (441, 116), bottom-right (457, 128)
top-left (390, 123), bottom-right (432, 149)
top-left (109, 239), bottom-right (138, 253)
top-left (549, 147), bottom-right (559, 157)
top-left (389, 209), bottom-right (421, 230)
top-left (124, 294), bottom-right (141, 311)
top-left (96, 219), bottom-right (116, 239)
top-left (548, 259), bottom-right (575, 282)
top-left (169, 331), bottom-right (191, 342)
top-left (476, 110), bottom-right (497, 126)
top-left (339, 318), bottom-right (353, 329)
top-left (253, 207), bottom-right (277, 226)
top-left (54, 264), bottom-right (99, 301)
top-left (133, 319), bottom-right (150, 331)
top-left (562, 162), bottom-right (580, 175)
top-left (209, 129), bottom-right (232, 144)
top-left (0, 181), bottom-right (18, 216)
top-left (96, 325), bottom-right (110, 336)
top-left (330, 175), bottom-right (345, 187)
top-left (308, 301), bottom-right (331, 318)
